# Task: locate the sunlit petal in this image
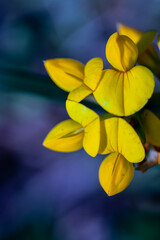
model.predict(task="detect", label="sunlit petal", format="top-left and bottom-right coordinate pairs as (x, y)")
top-left (66, 100), bottom-right (99, 126)
top-left (106, 32), bottom-right (138, 72)
top-left (68, 84), bottom-right (92, 102)
top-left (99, 153), bottom-right (134, 196)
top-left (44, 58), bottom-right (84, 92)
top-left (99, 117), bottom-right (145, 163)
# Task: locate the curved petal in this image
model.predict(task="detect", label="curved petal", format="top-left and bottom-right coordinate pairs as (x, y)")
top-left (43, 119), bottom-right (84, 152)
top-left (66, 100), bottom-right (99, 127)
top-left (84, 58), bottom-right (103, 90)
top-left (141, 109), bottom-right (160, 147)
top-left (94, 66), bottom-right (154, 116)
top-left (99, 153), bottom-right (134, 196)
top-left (44, 58), bottom-right (84, 92)
top-left (68, 84), bottom-right (92, 102)
top-left (105, 32), bottom-right (138, 72)
top-left (117, 23), bottom-right (142, 44)
top-left (99, 118), bottom-right (145, 163)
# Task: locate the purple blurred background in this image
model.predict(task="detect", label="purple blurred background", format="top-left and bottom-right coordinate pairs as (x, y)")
top-left (1, 0), bottom-right (160, 239)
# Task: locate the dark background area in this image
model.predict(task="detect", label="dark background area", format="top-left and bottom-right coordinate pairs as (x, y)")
top-left (0, 0), bottom-right (160, 239)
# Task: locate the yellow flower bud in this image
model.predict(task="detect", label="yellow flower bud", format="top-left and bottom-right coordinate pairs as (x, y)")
top-left (106, 32), bottom-right (138, 72)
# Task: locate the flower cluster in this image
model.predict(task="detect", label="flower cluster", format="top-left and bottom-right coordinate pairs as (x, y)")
top-left (43, 24), bottom-right (160, 196)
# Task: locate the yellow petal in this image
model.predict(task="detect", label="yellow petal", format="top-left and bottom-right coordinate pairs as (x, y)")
top-left (99, 153), bottom-right (134, 196)
top-left (83, 117), bottom-right (100, 157)
top-left (137, 31), bottom-right (157, 54)
top-left (84, 58), bottom-right (103, 90)
top-left (66, 100), bottom-right (99, 126)
top-left (118, 23), bottom-right (142, 44)
top-left (44, 58), bottom-right (84, 92)
top-left (141, 109), bottom-right (160, 147)
top-left (43, 119), bottom-right (84, 152)
top-left (99, 117), bottom-right (145, 163)
top-left (106, 32), bottom-right (138, 72)
top-left (68, 84), bottom-right (92, 102)
top-left (66, 100), bottom-right (100, 157)
top-left (94, 67), bottom-right (154, 116)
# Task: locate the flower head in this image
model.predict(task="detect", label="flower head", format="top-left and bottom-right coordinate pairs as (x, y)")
top-left (42, 24), bottom-right (158, 197)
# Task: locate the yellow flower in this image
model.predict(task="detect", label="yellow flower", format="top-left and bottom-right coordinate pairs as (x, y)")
top-left (43, 101), bottom-right (100, 157)
top-left (93, 32), bottom-right (155, 116)
top-left (44, 57), bottom-right (103, 102)
top-left (117, 23), bottom-right (160, 78)
top-left (42, 27), bottom-right (156, 197)
top-left (141, 109), bottom-right (160, 147)
top-left (99, 117), bottom-right (145, 196)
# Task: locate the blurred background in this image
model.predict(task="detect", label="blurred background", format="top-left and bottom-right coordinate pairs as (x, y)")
top-left (1, 0), bottom-right (160, 239)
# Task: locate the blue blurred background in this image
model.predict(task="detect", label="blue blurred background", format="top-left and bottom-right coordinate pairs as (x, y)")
top-left (1, 0), bottom-right (160, 239)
